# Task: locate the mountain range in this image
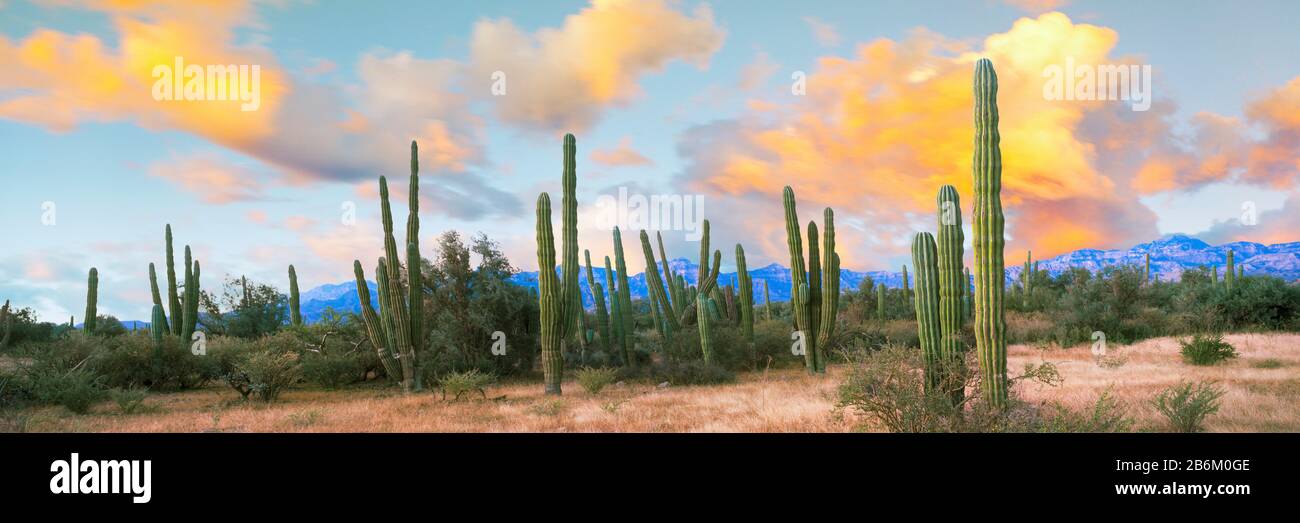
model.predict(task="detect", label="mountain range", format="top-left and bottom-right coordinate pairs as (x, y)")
top-left (284, 234), bottom-right (1300, 323)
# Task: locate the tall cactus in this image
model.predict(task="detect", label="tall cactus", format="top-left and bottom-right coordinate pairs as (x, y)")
top-left (656, 231), bottom-right (685, 317)
top-left (165, 225), bottom-right (182, 336)
top-left (351, 141), bottom-right (425, 392)
top-left (911, 233), bottom-right (942, 393)
top-left (762, 279), bottom-right (772, 321)
top-left (877, 283), bottom-right (886, 321)
top-left (182, 259), bottom-right (201, 343)
top-left (963, 267), bottom-right (973, 322)
top-left (972, 58), bottom-right (1008, 409)
top-left (148, 262), bottom-right (169, 334)
top-left (354, 261), bottom-right (400, 378)
top-left (936, 185), bottom-right (966, 375)
top-left (639, 230), bottom-right (679, 336)
top-left (736, 244), bottom-right (755, 364)
top-left (1023, 251), bottom-right (1032, 294)
top-left (611, 227), bottom-right (634, 367)
top-left (84, 267), bottom-right (98, 333)
top-left (405, 141), bottom-right (425, 365)
top-left (150, 304), bottom-right (165, 346)
top-left (696, 292), bottom-right (714, 365)
top-left (782, 187), bottom-right (837, 373)
top-left (288, 264), bottom-right (302, 326)
top-left (1144, 253), bottom-right (1150, 284)
top-left (604, 256), bottom-right (624, 350)
top-left (1225, 250), bottom-right (1236, 291)
top-left (534, 134), bottom-right (582, 394)
top-left (585, 250), bottom-right (612, 351)
top-left (902, 266), bottom-right (910, 296)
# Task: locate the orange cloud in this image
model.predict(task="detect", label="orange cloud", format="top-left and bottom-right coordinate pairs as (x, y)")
top-left (148, 152), bottom-right (265, 204)
top-left (465, 0), bottom-right (725, 132)
top-left (590, 137), bottom-right (654, 167)
top-left (677, 12), bottom-right (1162, 267)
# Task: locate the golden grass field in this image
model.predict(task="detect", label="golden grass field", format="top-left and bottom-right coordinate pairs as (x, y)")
top-left (6, 332), bottom-right (1298, 433)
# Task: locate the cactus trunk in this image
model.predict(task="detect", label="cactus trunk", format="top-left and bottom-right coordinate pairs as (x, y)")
top-left (612, 227), bottom-right (634, 367)
top-left (639, 230), bottom-right (680, 336)
top-left (762, 279), bottom-right (772, 321)
top-left (936, 185), bottom-right (966, 403)
top-left (1144, 253), bottom-right (1150, 284)
top-left (353, 261), bottom-right (401, 378)
top-left (288, 264), bottom-right (302, 326)
top-left (782, 187), bottom-right (835, 373)
top-left (911, 233), bottom-right (942, 394)
top-left (148, 262), bottom-right (169, 334)
top-left (972, 58), bottom-right (1008, 409)
top-left (1226, 250), bottom-right (1236, 291)
top-left (696, 292), bottom-right (714, 365)
top-left (84, 268), bottom-right (98, 333)
top-left (165, 225), bottom-right (182, 336)
top-left (585, 250), bottom-right (612, 351)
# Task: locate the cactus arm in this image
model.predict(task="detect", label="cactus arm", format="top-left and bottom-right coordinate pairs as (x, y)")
top-left (148, 262), bottom-right (170, 334)
top-left (696, 292), bottom-right (714, 365)
top-left (639, 230), bottom-right (680, 335)
top-left (165, 225), bottom-right (182, 336)
top-left (612, 227), bottom-right (634, 367)
top-left (354, 261), bottom-right (400, 379)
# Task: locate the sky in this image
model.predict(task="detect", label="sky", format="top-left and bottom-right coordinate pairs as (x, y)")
top-left (1, 0), bottom-right (1298, 322)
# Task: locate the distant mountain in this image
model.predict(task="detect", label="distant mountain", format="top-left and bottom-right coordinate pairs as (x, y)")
top-left (286, 234), bottom-right (1299, 322)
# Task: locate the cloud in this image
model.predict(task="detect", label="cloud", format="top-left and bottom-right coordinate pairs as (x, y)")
top-left (674, 13), bottom-right (1178, 268)
top-left (738, 51), bottom-right (780, 90)
top-left (148, 152), bottom-right (267, 204)
top-left (464, 0), bottom-right (725, 132)
top-left (590, 137), bottom-right (654, 167)
top-left (802, 17), bottom-right (840, 47)
top-left (1197, 190), bottom-right (1300, 246)
top-left (1004, 0), bottom-right (1071, 13)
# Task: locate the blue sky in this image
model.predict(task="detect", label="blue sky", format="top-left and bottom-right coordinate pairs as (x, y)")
top-left (2, 0), bottom-right (1297, 322)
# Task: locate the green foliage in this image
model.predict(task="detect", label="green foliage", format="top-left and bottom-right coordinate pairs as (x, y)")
top-left (574, 366), bottom-right (620, 394)
top-left (1179, 334), bottom-right (1238, 366)
top-left (300, 351), bottom-right (367, 389)
top-left (626, 360), bottom-right (734, 386)
top-left (1038, 388), bottom-right (1134, 433)
top-left (216, 334), bottom-right (301, 402)
top-left (25, 366), bottom-right (106, 414)
top-left (1153, 381), bottom-right (1226, 433)
top-left (109, 387), bottom-right (149, 414)
top-left (437, 369), bottom-right (495, 401)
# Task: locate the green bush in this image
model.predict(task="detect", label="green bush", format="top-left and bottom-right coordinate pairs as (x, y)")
top-left (300, 351), bottom-right (367, 389)
top-left (1153, 381), bottom-right (1225, 433)
top-left (1179, 334), bottom-right (1238, 366)
top-left (217, 336), bottom-right (301, 403)
top-left (574, 367), bottom-right (619, 394)
top-left (109, 387), bottom-right (148, 414)
top-left (1038, 389), bottom-right (1134, 433)
top-left (437, 369), bottom-right (495, 400)
top-left (26, 367), bottom-right (106, 414)
top-left (622, 360), bottom-right (734, 386)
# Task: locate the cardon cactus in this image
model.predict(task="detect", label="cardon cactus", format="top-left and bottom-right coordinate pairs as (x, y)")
top-left (656, 231), bottom-right (686, 318)
top-left (911, 232), bottom-right (942, 393)
top-left (1023, 251), bottom-right (1032, 294)
top-left (782, 187), bottom-right (838, 373)
top-left (762, 279), bottom-right (772, 321)
top-left (288, 264), bottom-right (302, 326)
top-left (736, 244), bottom-right (754, 348)
top-left (877, 283), bottom-right (886, 321)
top-left (148, 262), bottom-right (169, 334)
top-left (604, 256), bottom-right (623, 348)
top-left (150, 304), bottom-right (165, 346)
top-left (1226, 250), bottom-right (1236, 291)
top-left (352, 141), bottom-right (425, 392)
top-left (84, 267), bottom-right (98, 333)
top-left (639, 230), bottom-right (679, 336)
top-left (612, 227), bottom-right (634, 366)
top-left (533, 134), bottom-right (582, 394)
top-left (165, 225), bottom-right (182, 336)
top-left (936, 186), bottom-right (965, 362)
top-left (182, 258), bottom-right (200, 343)
top-left (972, 58), bottom-right (1008, 409)
top-left (354, 260), bottom-right (401, 379)
top-left (585, 249), bottom-right (612, 351)
top-left (1144, 253), bottom-right (1150, 284)
top-left (902, 265), bottom-right (910, 296)
top-left (696, 292), bottom-right (714, 365)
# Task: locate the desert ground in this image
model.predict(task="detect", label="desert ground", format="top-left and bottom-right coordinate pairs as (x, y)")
top-left (5, 332), bottom-right (1298, 433)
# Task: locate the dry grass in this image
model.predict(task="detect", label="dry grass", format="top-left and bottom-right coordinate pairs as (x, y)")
top-left (1011, 332), bottom-right (1300, 432)
top-left (9, 332), bottom-right (1299, 433)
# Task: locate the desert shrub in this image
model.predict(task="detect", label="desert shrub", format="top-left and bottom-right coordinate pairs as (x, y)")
top-left (109, 387), bottom-right (148, 414)
top-left (218, 336), bottom-right (300, 402)
top-left (877, 320), bottom-right (920, 349)
top-left (1179, 334), bottom-right (1237, 366)
top-left (300, 351), bottom-right (367, 389)
top-left (1037, 389), bottom-right (1134, 433)
top-left (574, 367), bottom-right (619, 394)
top-left (437, 369), bottom-right (495, 400)
top-left (660, 323), bottom-right (753, 371)
top-left (1208, 276), bottom-right (1300, 330)
top-left (1005, 312), bottom-right (1054, 344)
top-left (89, 334), bottom-right (217, 390)
top-left (836, 344), bottom-right (964, 432)
top-left (26, 366), bottom-right (106, 414)
top-left (1153, 381), bottom-right (1226, 433)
